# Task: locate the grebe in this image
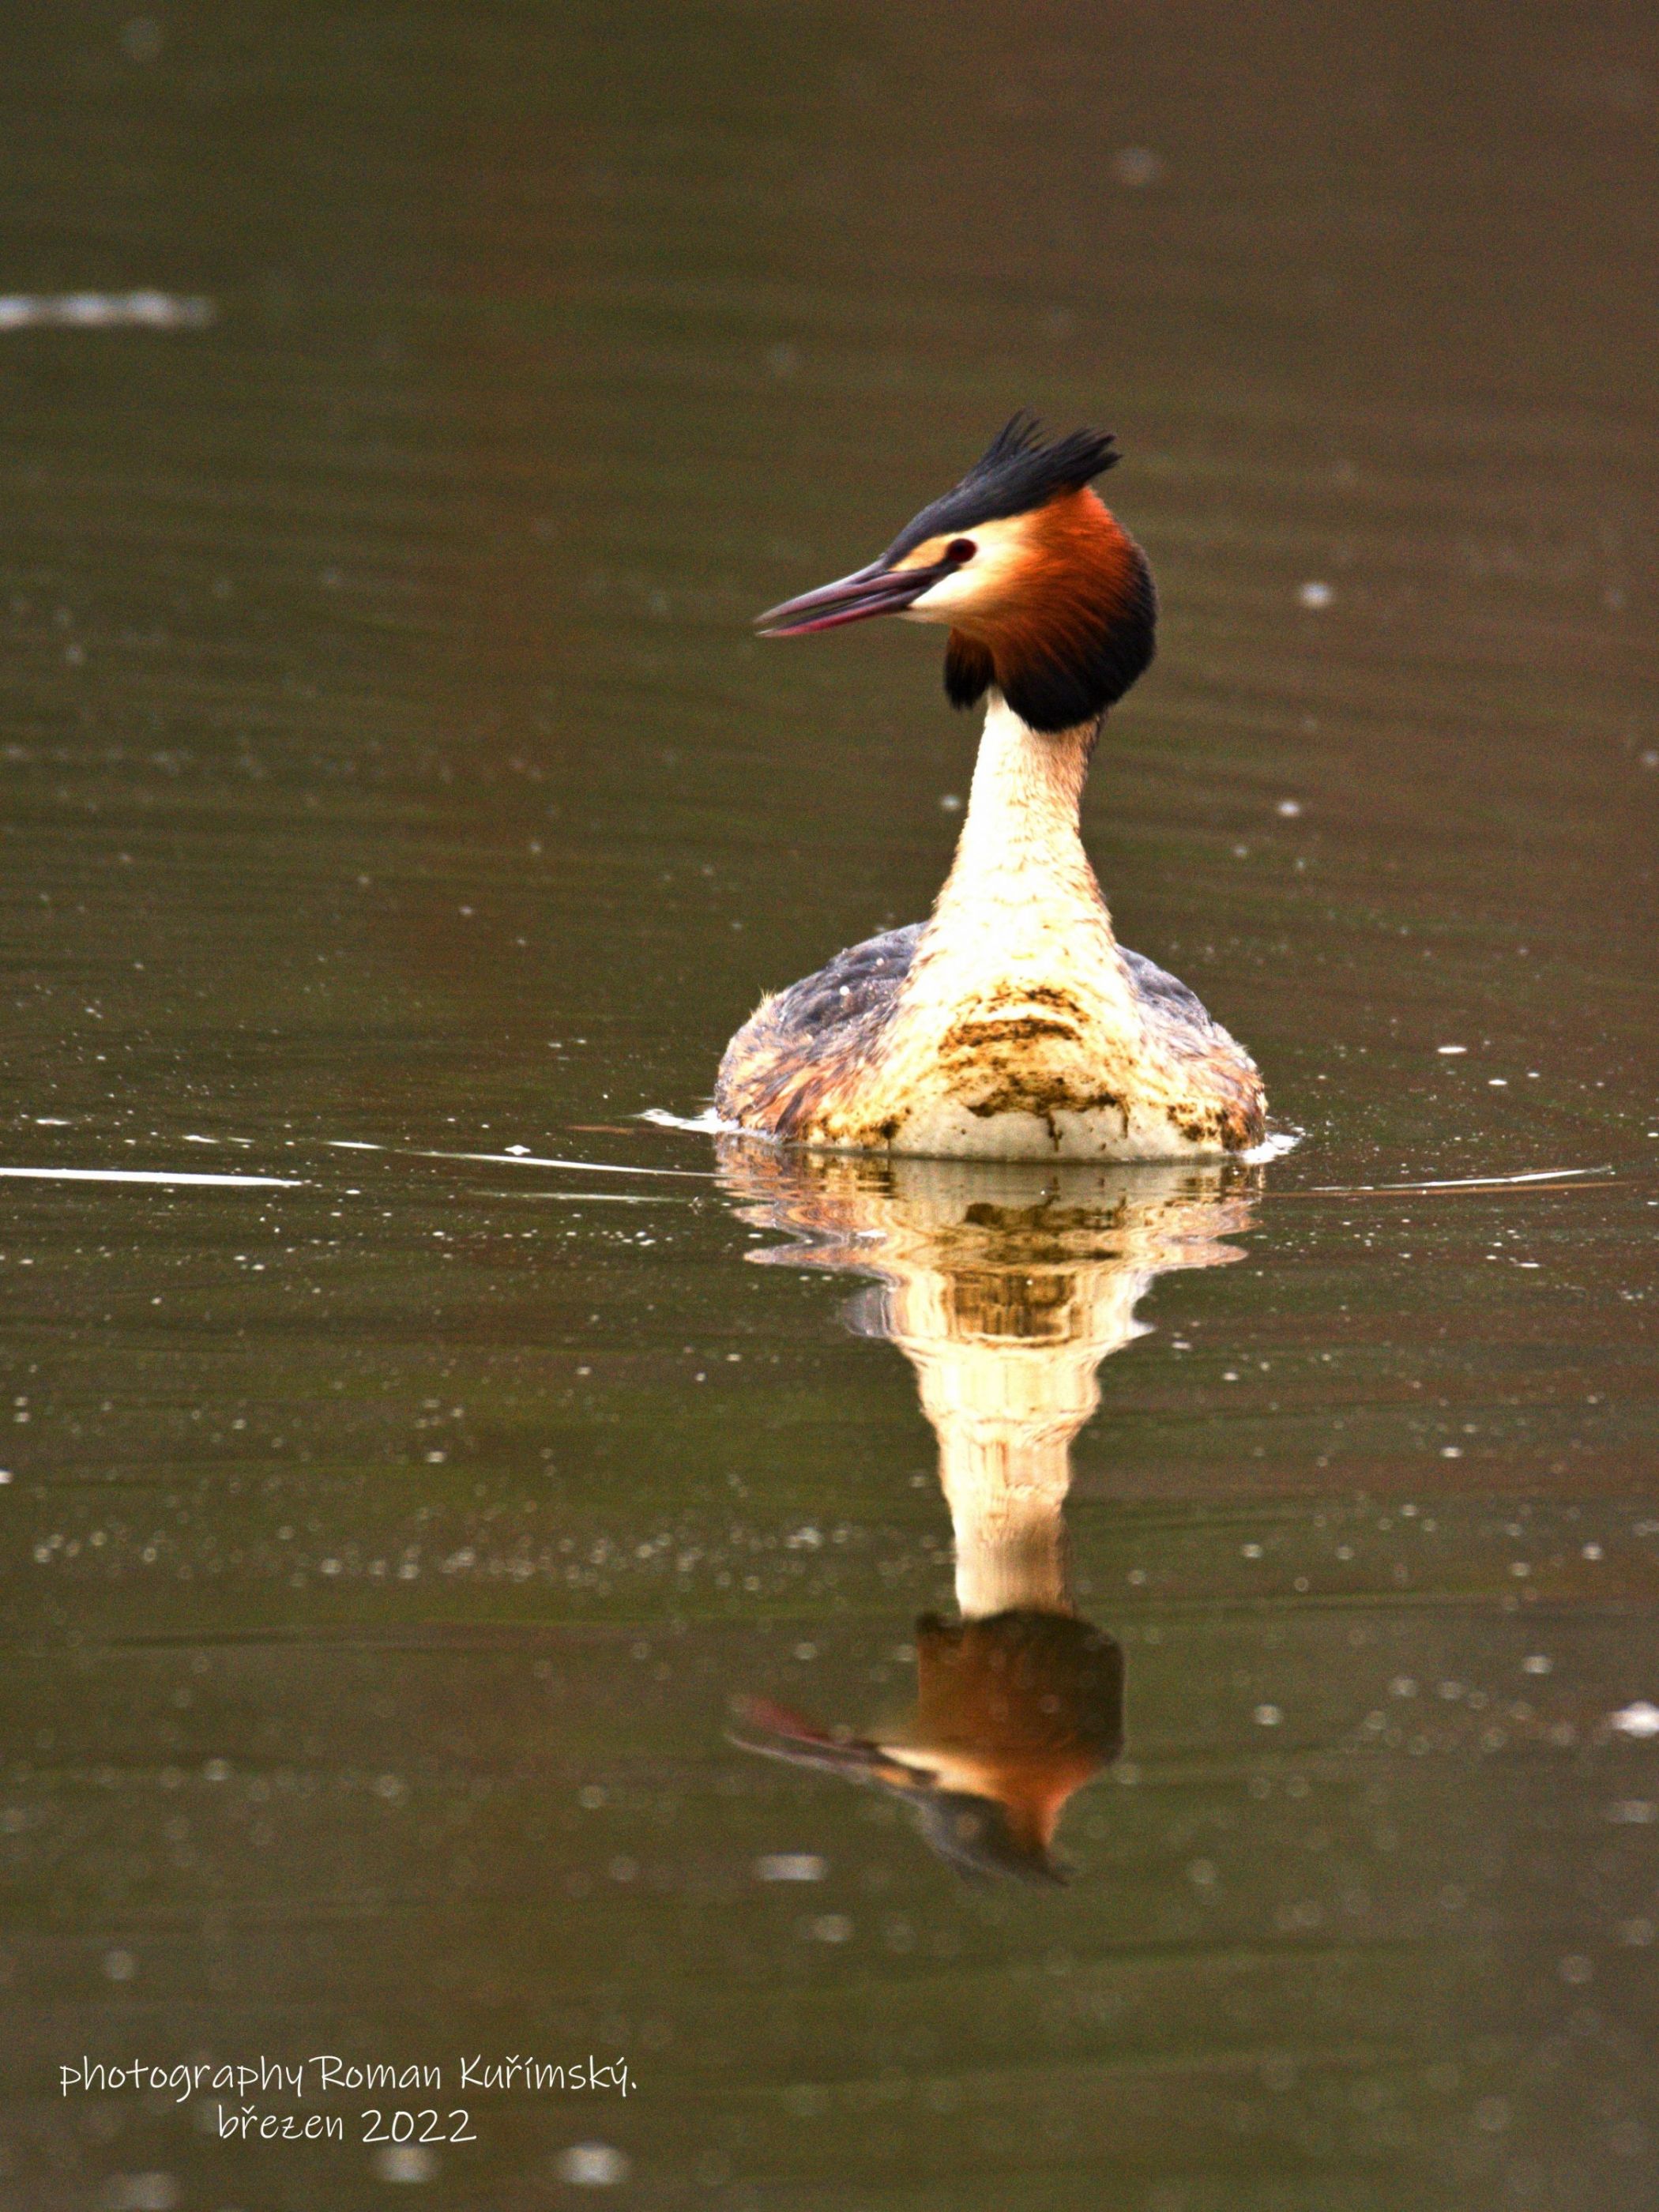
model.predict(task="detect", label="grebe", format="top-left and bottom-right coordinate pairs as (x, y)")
top-left (720, 1144), bottom-right (1257, 1879)
top-left (716, 414), bottom-right (1266, 1161)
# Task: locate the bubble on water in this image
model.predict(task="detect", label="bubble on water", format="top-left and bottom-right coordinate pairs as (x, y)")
top-left (102, 1948), bottom-right (137, 1982)
top-left (555, 2143), bottom-right (630, 2186)
top-left (374, 2146), bottom-right (437, 2183)
top-left (754, 1853), bottom-right (826, 1883)
top-left (121, 18), bottom-right (164, 62)
top-left (1609, 1701), bottom-right (1659, 1738)
top-left (1112, 145), bottom-right (1164, 187)
top-left (1297, 580), bottom-right (1334, 609)
top-left (99, 2178), bottom-right (177, 2212)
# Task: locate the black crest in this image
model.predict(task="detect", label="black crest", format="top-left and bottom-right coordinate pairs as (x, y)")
top-left (882, 412), bottom-right (1120, 565)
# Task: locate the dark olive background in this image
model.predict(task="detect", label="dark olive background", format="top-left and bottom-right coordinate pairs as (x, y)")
top-left (0, 4), bottom-right (1655, 2208)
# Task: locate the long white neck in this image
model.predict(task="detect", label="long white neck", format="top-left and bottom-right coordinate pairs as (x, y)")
top-left (931, 693), bottom-right (1112, 939)
top-left (902, 693), bottom-right (1136, 1044)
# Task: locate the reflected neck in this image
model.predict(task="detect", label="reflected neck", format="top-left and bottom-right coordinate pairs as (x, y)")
top-left (905, 1327), bottom-right (1104, 1619)
top-left (935, 1423), bottom-right (1075, 1618)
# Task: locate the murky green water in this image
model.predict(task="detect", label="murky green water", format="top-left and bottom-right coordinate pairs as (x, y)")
top-left (1, 5), bottom-right (1656, 2208)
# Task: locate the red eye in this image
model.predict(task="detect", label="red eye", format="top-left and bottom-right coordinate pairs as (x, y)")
top-left (946, 537), bottom-right (976, 563)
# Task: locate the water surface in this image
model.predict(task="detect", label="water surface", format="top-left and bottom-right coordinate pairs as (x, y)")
top-left (1, 5), bottom-right (1656, 2208)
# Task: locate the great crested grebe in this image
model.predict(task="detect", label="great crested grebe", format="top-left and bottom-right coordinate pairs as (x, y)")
top-left (716, 414), bottom-right (1266, 1161)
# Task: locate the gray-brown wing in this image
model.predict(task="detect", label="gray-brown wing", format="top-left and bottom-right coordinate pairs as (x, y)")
top-left (1120, 942), bottom-right (1266, 1147)
top-left (1120, 943), bottom-right (1255, 1066)
top-left (758, 923), bottom-right (924, 1043)
top-left (716, 924), bottom-right (923, 1134)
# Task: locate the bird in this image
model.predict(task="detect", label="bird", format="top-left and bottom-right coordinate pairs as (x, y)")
top-left (715, 413), bottom-right (1266, 1161)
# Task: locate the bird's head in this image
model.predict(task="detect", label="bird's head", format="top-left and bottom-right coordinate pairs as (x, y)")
top-left (756, 412), bottom-right (1157, 734)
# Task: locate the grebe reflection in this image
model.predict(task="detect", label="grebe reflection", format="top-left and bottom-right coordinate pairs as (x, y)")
top-left (719, 1146), bottom-right (1257, 1883)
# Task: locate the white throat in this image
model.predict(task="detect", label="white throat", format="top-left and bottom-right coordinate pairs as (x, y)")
top-left (901, 692), bottom-right (1138, 1040)
top-left (931, 692), bottom-right (1110, 941)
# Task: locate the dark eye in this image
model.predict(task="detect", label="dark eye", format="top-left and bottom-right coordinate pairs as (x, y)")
top-left (945, 537), bottom-right (977, 563)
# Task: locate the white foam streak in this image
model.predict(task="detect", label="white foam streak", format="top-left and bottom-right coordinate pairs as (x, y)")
top-left (0, 292), bottom-right (215, 330)
top-left (483, 1190), bottom-right (694, 1205)
top-left (0, 294), bottom-right (216, 332)
top-left (1242, 1127), bottom-right (1303, 1164)
top-left (639, 1107), bottom-right (734, 1136)
top-left (0, 1165), bottom-right (299, 1188)
top-left (412, 1148), bottom-right (712, 1179)
top-left (1305, 1166), bottom-right (1612, 1197)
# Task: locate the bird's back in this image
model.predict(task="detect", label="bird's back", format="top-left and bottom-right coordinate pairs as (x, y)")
top-left (715, 922), bottom-right (924, 1142)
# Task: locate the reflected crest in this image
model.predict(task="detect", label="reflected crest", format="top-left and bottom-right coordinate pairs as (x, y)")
top-left (719, 1144), bottom-right (1258, 1883)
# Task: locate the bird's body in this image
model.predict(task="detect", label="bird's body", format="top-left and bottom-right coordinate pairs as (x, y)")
top-left (716, 416), bottom-right (1267, 1161)
top-left (717, 693), bottom-right (1262, 1157)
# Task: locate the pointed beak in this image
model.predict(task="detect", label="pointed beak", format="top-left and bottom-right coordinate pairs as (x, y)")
top-left (755, 553), bottom-right (957, 638)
